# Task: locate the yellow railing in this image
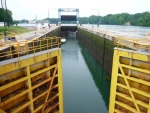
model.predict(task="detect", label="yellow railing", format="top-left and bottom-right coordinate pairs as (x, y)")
top-left (0, 36), bottom-right (63, 113)
top-left (114, 36), bottom-right (150, 52)
top-left (0, 36), bottom-right (61, 61)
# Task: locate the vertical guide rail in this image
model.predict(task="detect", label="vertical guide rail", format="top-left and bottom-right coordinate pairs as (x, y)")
top-left (26, 41), bottom-right (28, 55)
top-left (102, 36), bottom-right (106, 68)
top-left (46, 39), bottom-right (48, 50)
top-left (17, 43), bottom-right (21, 64)
top-left (9, 43), bottom-right (12, 59)
top-left (40, 39), bottom-right (42, 51)
top-left (109, 50), bottom-right (120, 113)
top-left (27, 65), bottom-right (34, 112)
top-left (33, 41), bottom-right (35, 56)
top-left (57, 49), bottom-right (64, 113)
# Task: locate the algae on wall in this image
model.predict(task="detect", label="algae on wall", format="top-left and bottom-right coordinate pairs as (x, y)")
top-left (47, 27), bottom-right (61, 37)
top-left (77, 28), bottom-right (115, 75)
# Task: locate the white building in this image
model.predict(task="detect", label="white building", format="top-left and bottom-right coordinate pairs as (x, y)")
top-left (0, 22), bottom-right (4, 26)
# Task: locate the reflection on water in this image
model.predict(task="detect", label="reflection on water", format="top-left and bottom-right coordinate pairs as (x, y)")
top-left (80, 43), bottom-right (111, 109)
top-left (62, 37), bottom-right (110, 113)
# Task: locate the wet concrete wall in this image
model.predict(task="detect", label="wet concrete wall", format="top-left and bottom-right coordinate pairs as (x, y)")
top-left (77, 28), bottom-right (115, 75)
top-left (47, 27), bottom-right (61, 37)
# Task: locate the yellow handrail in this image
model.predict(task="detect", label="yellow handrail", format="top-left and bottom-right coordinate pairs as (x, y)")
top-left (114, 36), bottom-right (150, 52)
top-left (0, 36), bottom-right (61, 60)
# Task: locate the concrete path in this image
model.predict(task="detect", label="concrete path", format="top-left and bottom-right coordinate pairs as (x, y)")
top-left (79, 26), bottom-right (150, 52)
top-left (15, 25), bottom-right (60, 41)
top-left (0, 25), bottom-right (60, 51)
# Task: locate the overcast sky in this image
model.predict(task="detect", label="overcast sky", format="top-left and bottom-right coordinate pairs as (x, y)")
top-left (3, 0), bottom-right (150, 20)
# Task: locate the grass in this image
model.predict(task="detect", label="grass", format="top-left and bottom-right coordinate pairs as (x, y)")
top-left (0, 26), bottom-right (32, 39)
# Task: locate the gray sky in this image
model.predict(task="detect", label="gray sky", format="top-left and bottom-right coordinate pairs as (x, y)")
top-left (4, 0), bottom-right (150, 20)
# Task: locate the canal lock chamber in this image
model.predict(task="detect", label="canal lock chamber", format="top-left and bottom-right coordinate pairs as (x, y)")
top-left (1, 25), bottom-right (148, 113)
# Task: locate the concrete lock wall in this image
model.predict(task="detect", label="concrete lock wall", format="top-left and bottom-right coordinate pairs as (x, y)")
top-left (48, 28), bottom-right (61, 37)
top-left (77, 27), bottom-right (116, 75)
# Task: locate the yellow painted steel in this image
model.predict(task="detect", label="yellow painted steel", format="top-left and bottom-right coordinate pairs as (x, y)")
top-left (109, 48), bottom-right (150, 113)
top-left (0, 109), bottom-right (6, 113)
top-left (0, 36), bottom-right (61, 61)
top-left (0, 37), bottom-right (63, 113)
top-left (114, 36), bottom-right (150, 52)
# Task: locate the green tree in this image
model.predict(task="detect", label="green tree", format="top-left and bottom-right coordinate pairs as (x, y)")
top-left (118, 16), bottom-right (125, 24)
top-left (20, 19), bottom-right (29, 23)
top-left (101, 14), bottom-right (113, 24)
top-left (88, 15), bottom-right (98, 24)
top-left (13, 20), bottom-right (20, 26)
top-left (44, 18), bottom-right (58, 24)
top-left (143, 12), bottom-right (150, 26)
top-left (79, 17), bottom-right (88, 24)
top-left (109, 14), bottom-right (119, 25)
top-left (0, 8), bottom-right (13, 27)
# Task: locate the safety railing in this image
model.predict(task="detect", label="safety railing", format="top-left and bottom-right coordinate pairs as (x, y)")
top-left (114, 36), bottom-right (150, 52)
top-left (0, 36), bottom-right (61, 61)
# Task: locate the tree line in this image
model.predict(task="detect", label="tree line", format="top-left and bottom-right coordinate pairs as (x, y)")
top-left (45, 12), bottom-right (150, 26)
top-left (19, 11), bottom-right (150, 27)
top-left (1, 8), bottom-right (150, 27)
top-left (79, 12), bottom-right (150, 26)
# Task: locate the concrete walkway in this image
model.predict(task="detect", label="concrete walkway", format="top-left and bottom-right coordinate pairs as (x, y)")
top-left (79, 26), bottom-right (150, 52)
top-left (15, 25), bottom-right (60, 41)
top-left (0, 25), bottom-right (60, 51)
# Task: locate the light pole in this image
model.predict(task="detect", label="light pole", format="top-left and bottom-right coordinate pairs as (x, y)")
top-left (48, 8), bottom-right (56, 24)
top-left (4, 0), bottom-right (8, 27)
top-left (1, 0), bottom-right (7, 41)
top-left (97, 9), bottom-right (100, 26)
top-left (95, 9), bottom-right (100, 27)
top-left (91, 9), bottom-right (94, 28)
top-left (91, 9), bottom-right (100, 27)
top-left (48, 9), bottom-right (50, 23)
top-left (1, 0), bottom-right (5, 27)
top-left (35, 15), bottom-right (37, 30)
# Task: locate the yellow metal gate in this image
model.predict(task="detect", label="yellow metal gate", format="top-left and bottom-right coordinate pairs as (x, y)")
top-left (0, 37), bottom-right (63, 113)
top-left (109, 48), bottom-right (150, 113)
